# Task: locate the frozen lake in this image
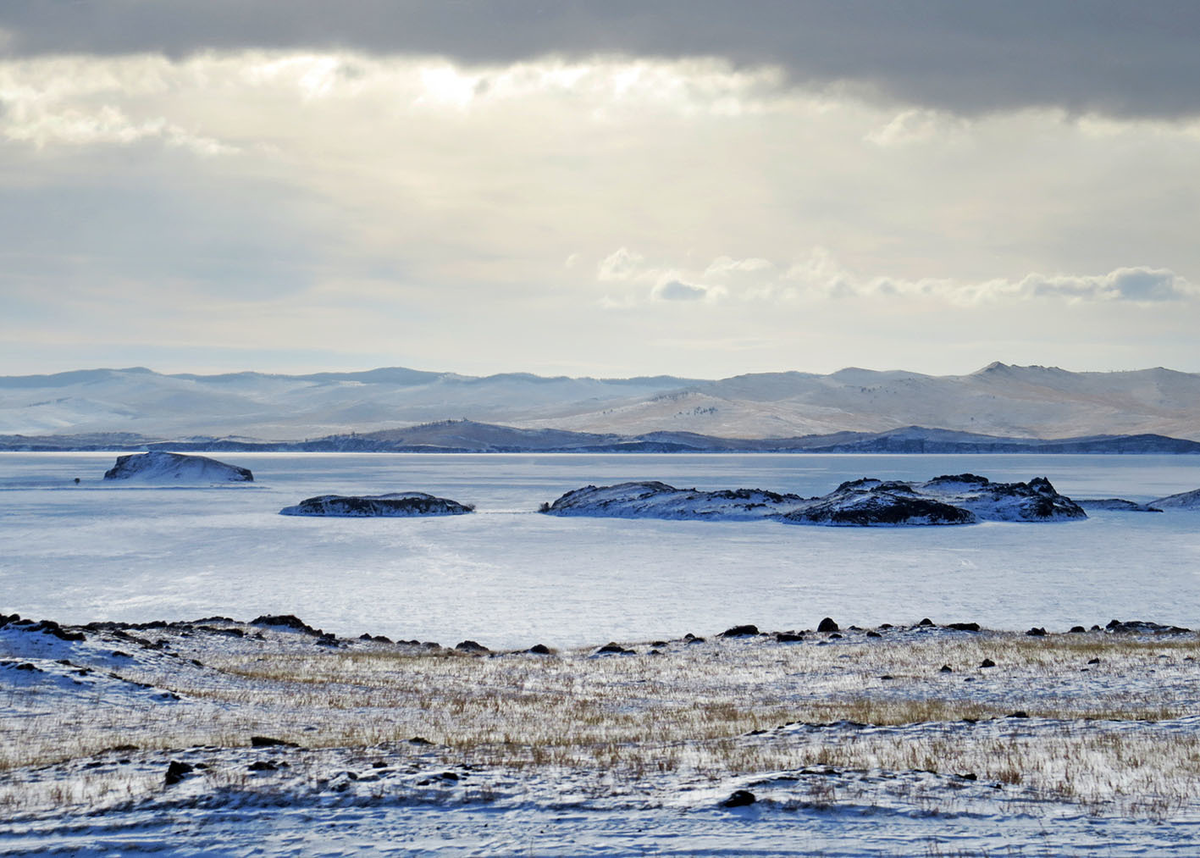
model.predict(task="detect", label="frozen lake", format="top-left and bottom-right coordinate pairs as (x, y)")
top-left (2, 452), bottom-right (1199, 648)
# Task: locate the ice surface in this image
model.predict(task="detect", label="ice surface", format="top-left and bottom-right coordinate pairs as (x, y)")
top-left (2, 452), bottom-right (1199, 649)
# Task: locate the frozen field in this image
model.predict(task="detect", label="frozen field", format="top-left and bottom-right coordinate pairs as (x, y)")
top-left (2, 452), bottom-right (1200, 648)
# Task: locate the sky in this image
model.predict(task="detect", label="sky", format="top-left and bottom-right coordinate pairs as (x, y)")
top-left (1, 1), bottom-right (1198, 379)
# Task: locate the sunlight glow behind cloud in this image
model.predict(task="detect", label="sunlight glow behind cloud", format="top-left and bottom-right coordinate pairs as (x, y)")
top-left (0, 43), bottom-right (1197, 375)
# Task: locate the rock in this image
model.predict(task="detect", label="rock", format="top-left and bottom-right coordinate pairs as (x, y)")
top-left (596, 642), bottom-right (632, 654)
top-left (455, 640), bottom-right (489, 653)
top-left (720, 624), bottom-right (760, 638)
top-left (248, 760), bottom-right (277, 772)
top-left (104, 451), bottom-right (252, 483)
top-left (1008, 711), bottom-right (1030, 719)
top-left (817, 617), bottom-right (839, 633)
top-left (947, 622), bottom-right (980, 632)
top-left (280, 492), bottom-right (473, 517)
top-left (251, 615), bottom-right (326, 637)
top-left (721, 790), bottom-right (757, 808)
top-left (980, 658), bottom-right (996, 668)
top-left (527, 644), bottom-right (551, 655)
top-left (939, 664), bottom-right (953, 673)
top-left (1069, 626), bottom-right (1087, 633)
top-left (408, 736), bottom-right (433, 746)
top-left (23, 619), bottom-right (86, 642)
top-left (250, 736), bottom-right (298, 748)
top-left (164, 760), bottom-right (194, 785)
top-left (866, 630), bottom-right (882, 638)
top-left (1087, 657), bottom-right (1100, 665)
top-left (1026, 627), bottom-right (1047, 637)
top-left (1106, 619), bottom-right (1190, 634)
top-left (775, 632), bottom-right (805, 642)
top-left (918, 618), bottom-right (934, 627)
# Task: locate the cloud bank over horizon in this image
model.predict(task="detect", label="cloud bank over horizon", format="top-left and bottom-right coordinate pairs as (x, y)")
top-left (1, 3), bottom-right (1197, 377)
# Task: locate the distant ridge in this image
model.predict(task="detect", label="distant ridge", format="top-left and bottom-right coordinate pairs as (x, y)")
top-left (1, 363), bottom-right (1199, 441)
top-left (3, 422), bottom-right (1198, 454)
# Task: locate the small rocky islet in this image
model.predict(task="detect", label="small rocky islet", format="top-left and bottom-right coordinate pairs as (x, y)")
top-left (279, 492), bottom-right (475, 517)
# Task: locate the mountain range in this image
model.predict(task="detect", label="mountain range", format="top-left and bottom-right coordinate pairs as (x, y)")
top-left (1, 362), bottom-right (1198, 444)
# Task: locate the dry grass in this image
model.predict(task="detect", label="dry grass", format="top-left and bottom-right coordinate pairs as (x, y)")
top-left (4, 626), bottom-right (1200, 817)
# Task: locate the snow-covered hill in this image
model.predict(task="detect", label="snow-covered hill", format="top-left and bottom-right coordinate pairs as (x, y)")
top-left (2, 363), bottom-right (1199, 441)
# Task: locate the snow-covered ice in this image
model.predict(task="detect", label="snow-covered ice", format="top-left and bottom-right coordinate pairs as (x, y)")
top-left (2, 452), bottom-right (1199, 650)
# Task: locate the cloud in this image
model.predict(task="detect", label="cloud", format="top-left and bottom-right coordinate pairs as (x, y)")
top-left (1015, 267), bottom-right (1196, 302)
top-left (1, 2), bottom-right (1198, 119)
top-left (621, 249), bottom-right (1197, 307)
top-left (654, 280), bottom-right (709, 301)
top-left (597, 247), bottom-right (648, 282)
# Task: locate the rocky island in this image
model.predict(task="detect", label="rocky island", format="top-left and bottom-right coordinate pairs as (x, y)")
top-left (102, 451), bottom-right (253, 483)
top-left (279, 492), bottom-right (474, 517)
top-left (541, 474), bottom-right (1087, 526)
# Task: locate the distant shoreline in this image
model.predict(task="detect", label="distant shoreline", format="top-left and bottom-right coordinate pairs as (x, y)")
top-left (4, 422), bottom-right (1200, 455)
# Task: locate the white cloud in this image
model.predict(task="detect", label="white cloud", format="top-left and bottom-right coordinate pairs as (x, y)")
top-left (0, 50), bottom-right (1197, 375)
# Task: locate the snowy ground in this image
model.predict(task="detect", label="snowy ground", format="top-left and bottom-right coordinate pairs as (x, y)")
top-left (4, 614), bottom-right (1200, 855)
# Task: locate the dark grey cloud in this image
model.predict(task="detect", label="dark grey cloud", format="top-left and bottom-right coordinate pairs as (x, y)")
top-left (2, 1), bottom-right (1198, 119)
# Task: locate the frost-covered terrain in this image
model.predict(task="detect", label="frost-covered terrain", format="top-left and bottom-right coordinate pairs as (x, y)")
top-left (3, 452), bottom-right (1200, 648)
top-left (544, 474), bottom-right (1088, 526)
top-left (280, 492), bottom-right (475, 517)
top-left (103, 450), bottom-right (254, 483)
top-left (5, 613), bottom-right (1200, 855)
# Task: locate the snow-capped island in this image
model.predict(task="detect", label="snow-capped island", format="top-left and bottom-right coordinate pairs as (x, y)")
top-left (280, 492), bottom-right (474, 517)
top-left (102, 451), bottom-right (253, 483)
top-left (541, 474), bottom-right (1086, 526)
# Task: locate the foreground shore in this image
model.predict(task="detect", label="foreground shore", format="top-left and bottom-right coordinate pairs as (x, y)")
top-left (3, 613), bottom-right (1200, 855)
